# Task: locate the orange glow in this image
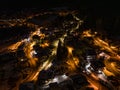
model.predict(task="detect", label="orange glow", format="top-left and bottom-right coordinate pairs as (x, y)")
top-left (67, 46), bottom-right (74, 55)
top-left (8, 40), bottom-right (24, 51)
top-left (103, 57), bottom-right (120, 77)
top-left (82, 30), bottom-right (120, 58)
top-left (87, 84), bottom-right (98, 90)
top-left (103, 67), bottom-right (115, 76)
top-left (66, 46), bottom-right (79, 72)
top-left (24, 42), bottom-right (36, 59)
top-left (93, 37), bottom-right (118, 56)
top-left (21, 27), bottom-right (52, 82)
top-left (3, 12), bottom-right (120, 90)
top-left (82, 30), bottom-right (119, 56)
top-left (66, 57), bottom-right (79, 72)
top-left (30, 60), bottom-right (52, 81)
top-left (22, 40), bottom-right (39, 82)
top-left (82, 30), bottom-right (94, 38)
top-left (39, 33), bottom-right (45, 39)
top-left (82, 30), bottom-right (120, 78)
top-left (90, 73), bottom-right (99, 80)
top-left (40, 42), bottom-right (49, 48)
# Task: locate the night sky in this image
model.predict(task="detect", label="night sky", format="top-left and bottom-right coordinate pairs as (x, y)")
top-left (0, 0), bottom-right (118, 9)
top-left (0, 0), bottom-right (119, 16)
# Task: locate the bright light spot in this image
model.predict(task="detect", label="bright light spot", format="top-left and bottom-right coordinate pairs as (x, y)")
top-left (53, 78), bottom-right (58, 82)
top-left (51, 74), bottom-right (69, 84)
top-left (98, 73), bottom-right (107, 82)
top-left (60, 37), bottom-right (64, 44)
top-left (61, 74), bottom-right (68, 79)
top-left (24, 38), bottom-right (30, 42)
top-left (40, 42), bottom-right (49, 48)
top-left (52, 49), bottom-right (57, 55)
top-left (30, 50), bottom-right (37, 56)
top-left (44, 62), bottom-right (53, 70)
top-left (85, 63), bottom-right (92, 74)
top-left (98, 52), bottom-right (110, 59)
top-left (20, 59), bottom-right (24, 61)
top-left (82, 30), bottom-right (94, 38)
top-left (53, 40), bottom-right (59, 47)
top-left (67, 46), bottom-right (74, 55)
top-left (86, 56), bottom-right (93, 61)
top-left (98, 70), bottom-right (102, 73)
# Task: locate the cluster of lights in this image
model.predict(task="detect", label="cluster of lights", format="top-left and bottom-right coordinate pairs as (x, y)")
top-left (1, 11), bottom-right (120, 90)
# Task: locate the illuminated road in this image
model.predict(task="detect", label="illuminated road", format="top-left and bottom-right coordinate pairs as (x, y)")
top-left (104, 57), bottom-right (120, 78)
top-left (85, 73), bottom-right (109, 90)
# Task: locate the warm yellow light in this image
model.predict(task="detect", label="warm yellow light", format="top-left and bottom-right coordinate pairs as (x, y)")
top-left (66, 57), bottom-right (79, 72)
top-left (67, 46), bottom-right (74, 55)
top-left (82, 30), bottom-right (94, 38)
top-left (103, 67), bottom-right (115, 76)
top-left (40, 42), bottom-right (49, 48)
top-left (8, 40), bottom-right (23, 51)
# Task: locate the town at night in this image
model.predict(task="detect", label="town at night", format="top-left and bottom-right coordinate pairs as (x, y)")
top-left (0, 1), bottom-right (120, 90)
